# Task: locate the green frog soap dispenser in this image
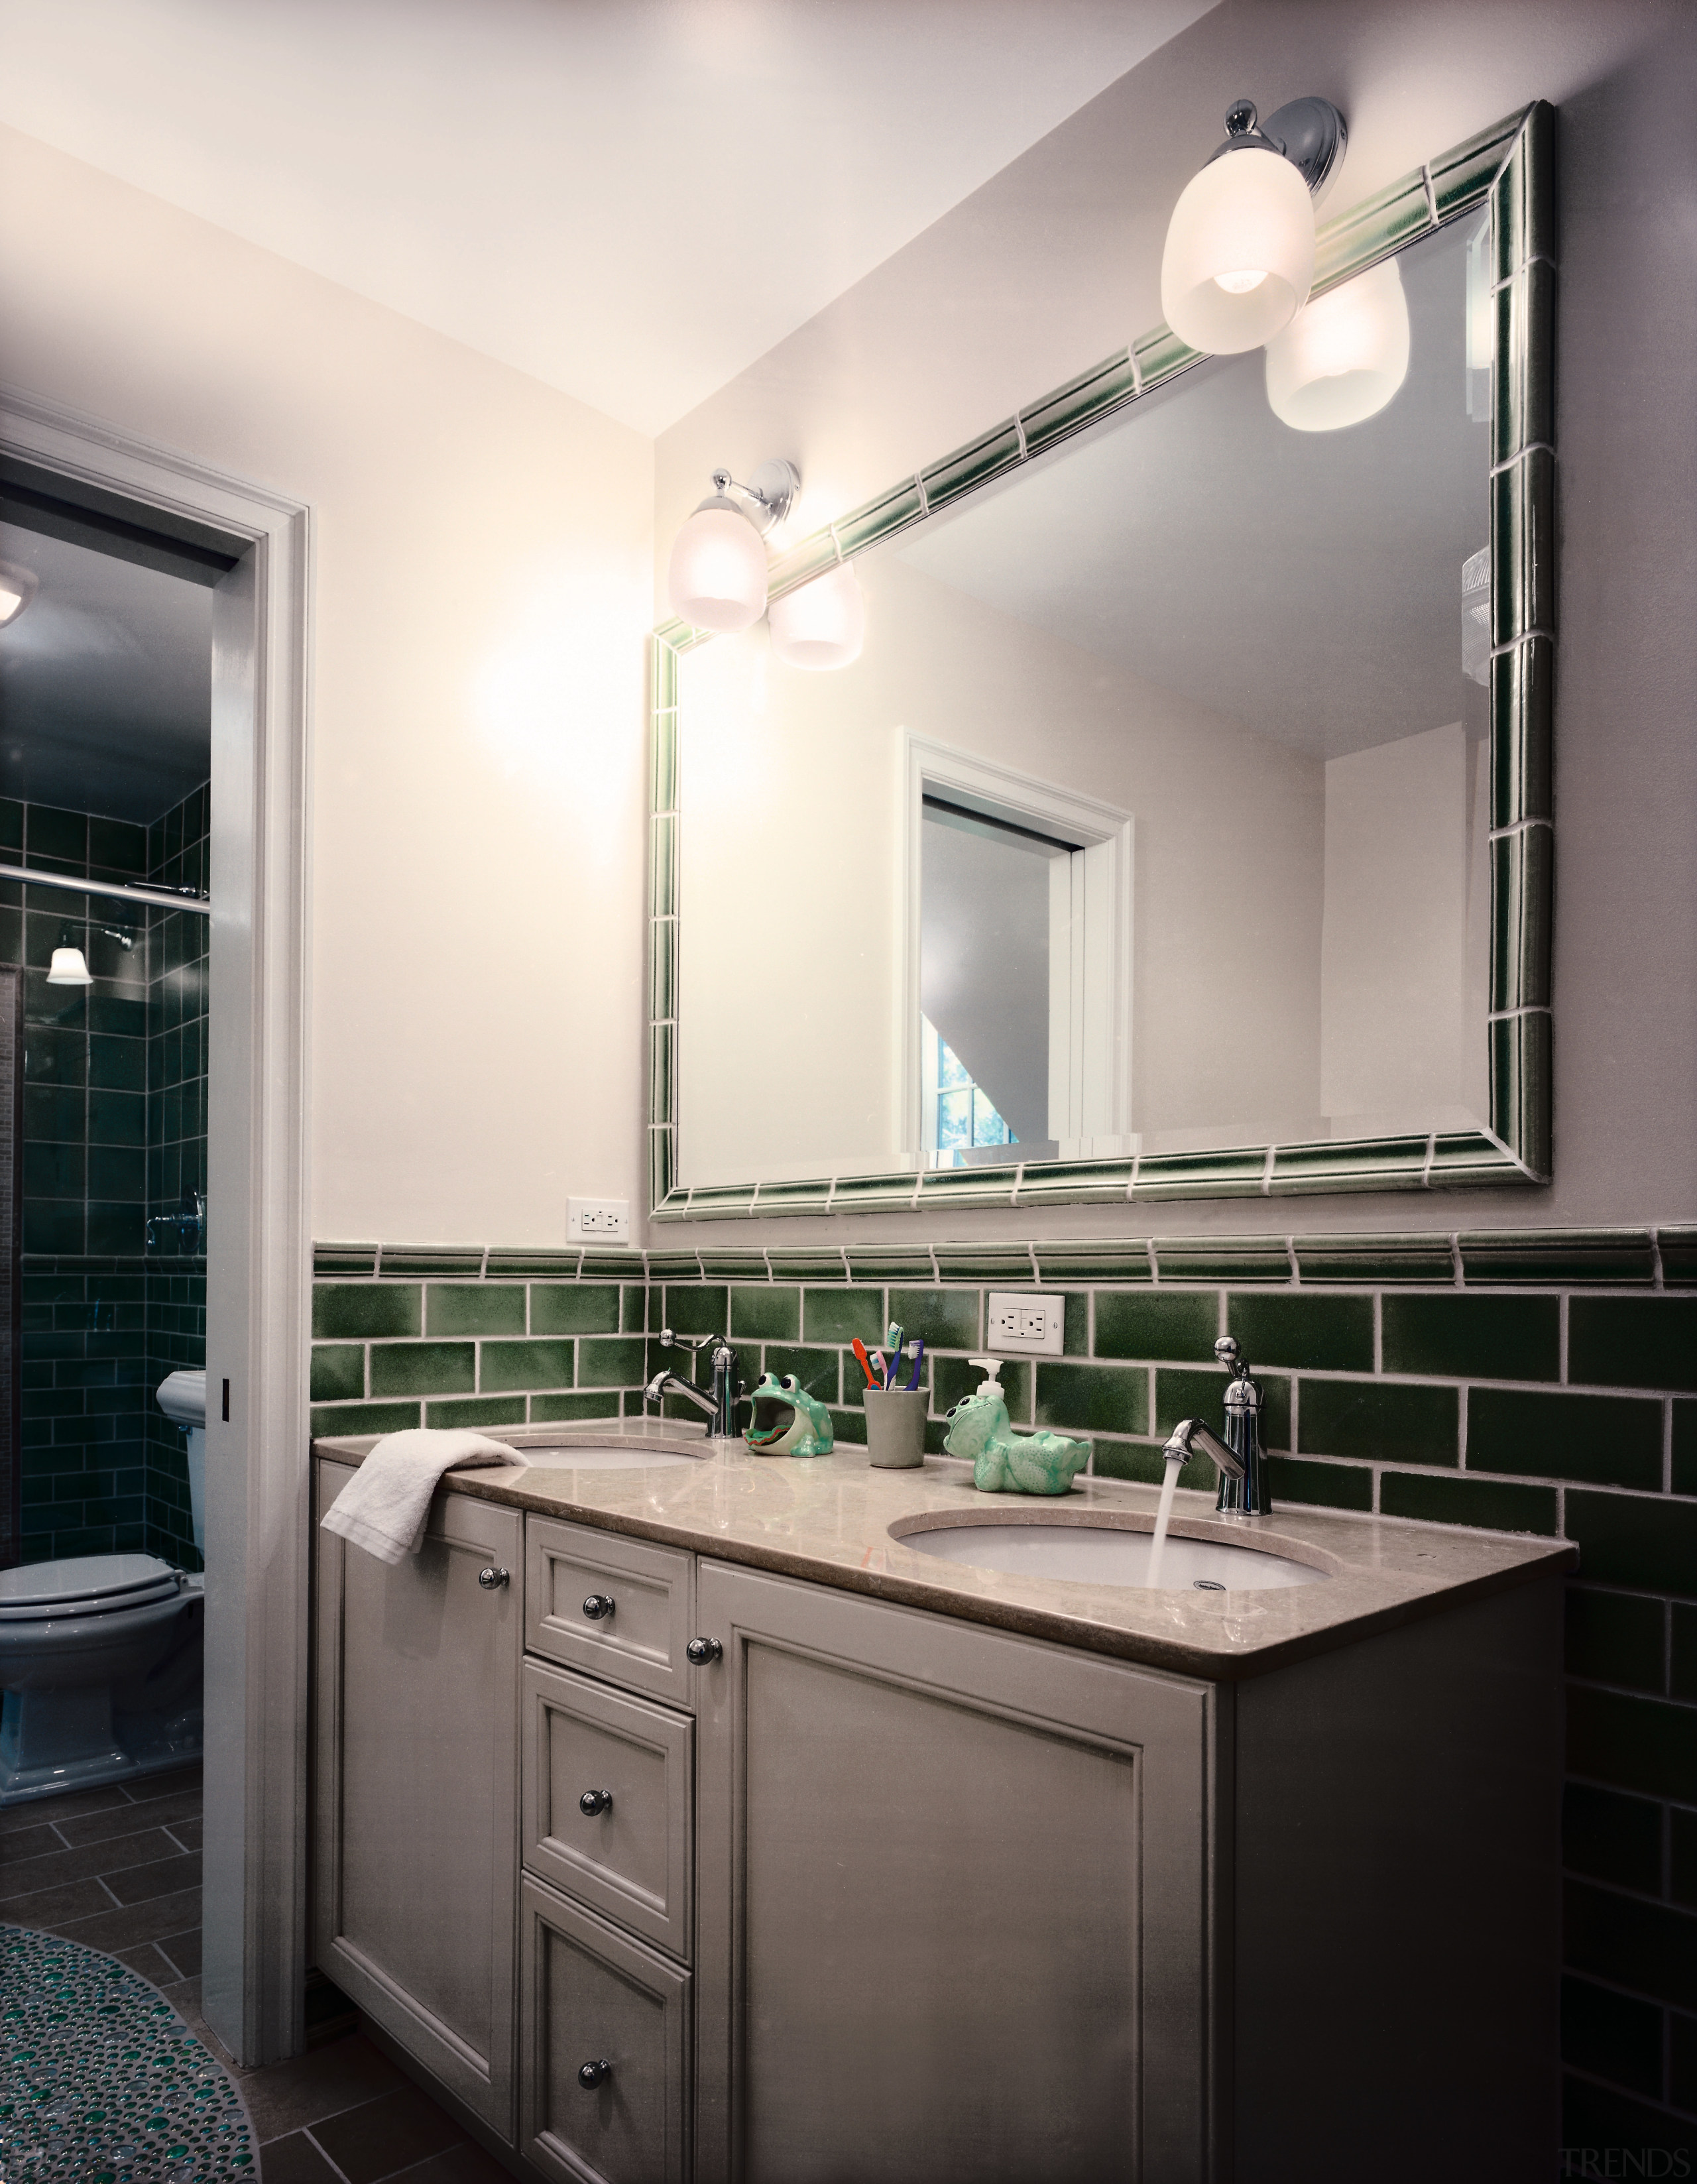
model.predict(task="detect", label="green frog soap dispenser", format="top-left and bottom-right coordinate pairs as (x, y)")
top-left (943, 1357), bottom-right (1089, 1497)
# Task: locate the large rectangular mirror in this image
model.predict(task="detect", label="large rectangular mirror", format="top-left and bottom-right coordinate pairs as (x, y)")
top-left (647, 105), bottom-right (1552, 1222)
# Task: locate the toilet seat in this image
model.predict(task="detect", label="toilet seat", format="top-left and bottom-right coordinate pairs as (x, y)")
top-left (0, 1554), bottom-right (182, 1623)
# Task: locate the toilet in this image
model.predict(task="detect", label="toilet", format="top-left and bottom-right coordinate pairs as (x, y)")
top-left (0, 1369), bottom-right (209, 1806)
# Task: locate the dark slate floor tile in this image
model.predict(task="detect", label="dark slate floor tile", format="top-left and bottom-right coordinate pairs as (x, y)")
top-left (389, 2140), bottom-right (514, 2183)
top-left (157, 1924), bottom-right (202, 1979)
top-left (0, 1782), bottom-right (129, 1837)
top-left (53, 1787), bottom-right (203, 1846)
top-left (2, 1874), bottom-right (117, 1926)
top-left (253, 2130), bottom-right (344, 2184)
top-left (0, 1825), bottom-right (173, 1899)
top-left (164, 1814), bottom-right (204, 1853)
top-left (240, 2032), bottom-right (410, 2144)
top-left (310, 2084), bottom-right (471, 2183)
top-left (103, 1847), bottom-right (202, 1904)
top-left (113, 1939), bottom-right (179, 1985)
top-left (0, 1819), bottom-right (58, 1861)
top-left (50, 1880), bottom-right (205, 1951)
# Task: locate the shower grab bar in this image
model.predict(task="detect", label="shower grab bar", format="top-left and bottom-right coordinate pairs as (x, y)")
top-left (0, 862), bottom-right (211, 916)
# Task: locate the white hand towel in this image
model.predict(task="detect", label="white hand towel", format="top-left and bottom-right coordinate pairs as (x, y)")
top-left (320, 1428), bottom-right (519, 1566)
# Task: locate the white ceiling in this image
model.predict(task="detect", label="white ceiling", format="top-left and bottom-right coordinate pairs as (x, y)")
top-left (0, 0), bottom-right (1217, 437)
top-left (0, 526), bottom-right (211, 821)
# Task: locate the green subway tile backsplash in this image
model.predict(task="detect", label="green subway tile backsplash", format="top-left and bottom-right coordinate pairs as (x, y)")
top-left (1095, 1291), bottom-right (1218, 1363)
top-left (479, 1340), bottom-right (575, 1394)
top-left (313, 1283), bottom-right (422, 1341)
top-left (1468, 1387), bottom-right (1663, 1491)
top-left (1381, 1293), bottom-right (1559, 1381)
top-left (369, 1341), bottom-right (475, 1399)
top-left (1570, 1297), bottom-right (1697, 1393)
top-left (729, 1285), bottom-right (800, 1341)
top-left (1228, 1293), bottom-right (1373, 1373)
top-left (1033, 1360), bottom-right (1147, 1438)
top-left (803, 1288), bottom-right (886, 1347)
top-left (1379, 1470), bottom-right (1558, 1534)
top-left (426, 1283), bottom-right (527, 1338)
top-left (530, 1283), bottom-right (622, 1336)
top-left (889, 1288), bottom-right (979, 1351)
top-left (1566, 1587), bottom-right (1666, 1694)
top-left (1299, 1378), bottom-right (1458, 1466)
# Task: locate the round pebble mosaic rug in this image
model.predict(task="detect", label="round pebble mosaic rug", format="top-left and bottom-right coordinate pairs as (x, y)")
top-left (1, 1923), bottom-right (255, 2181)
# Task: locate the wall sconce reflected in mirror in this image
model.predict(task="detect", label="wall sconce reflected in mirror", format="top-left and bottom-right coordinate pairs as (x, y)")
top-left (667, 459), bottom-right (799, 634)
top-left (1160, 96), bottom-right (1347, 355)
top-left (769, 561), bottom-right (865, 671)
top-left (0, 559), bottom-right (39, 628)
top-left (1264, 257), bottom-right (1410, 431)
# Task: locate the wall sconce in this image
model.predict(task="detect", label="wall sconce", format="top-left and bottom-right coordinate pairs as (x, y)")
top-left (0, 559), bottom-right (39, 628)
top-left (1264, 257), bottom-right (1409, 431)
top-left (666, 459), bottom-right (800, 634)
top-left (1159, 96), bottom-right (1347, 355)
top-left (768, 561), bottom-right (865, 671)
top-left (46, 947), bottom-right (93, 986)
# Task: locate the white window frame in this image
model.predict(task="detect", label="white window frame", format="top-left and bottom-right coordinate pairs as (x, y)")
top-left (901, 733), bottom-right (1132, 1159)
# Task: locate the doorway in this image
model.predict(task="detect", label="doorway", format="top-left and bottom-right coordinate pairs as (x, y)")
top-left (0, 390), bottom-right (310, 2067)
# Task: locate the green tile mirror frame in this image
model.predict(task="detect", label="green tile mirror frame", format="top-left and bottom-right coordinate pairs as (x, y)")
top-left (646, 105), bottom-right (1554, 1223)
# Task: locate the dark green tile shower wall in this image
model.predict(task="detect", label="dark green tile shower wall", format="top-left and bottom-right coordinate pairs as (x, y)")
top-left (9, 791), bottom-right (209, 1568)
top-left (312, 1220), bottom-right (1697, 2146)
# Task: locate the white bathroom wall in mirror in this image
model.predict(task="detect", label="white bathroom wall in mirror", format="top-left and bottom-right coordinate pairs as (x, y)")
top-left (669, 195), bottom-right (1521, 1202)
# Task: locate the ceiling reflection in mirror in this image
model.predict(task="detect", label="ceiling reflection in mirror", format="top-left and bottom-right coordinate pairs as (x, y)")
top-left (676, 215), bottom-right (1493, 1191)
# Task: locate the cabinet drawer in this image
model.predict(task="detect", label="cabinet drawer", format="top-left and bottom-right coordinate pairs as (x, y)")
top-left (520, 1876), bottom-right (691, 2184)
top-left (526, 1517), bottom-right (695, 1705)
top-left (522, 1658), bottom-right (693, 1961)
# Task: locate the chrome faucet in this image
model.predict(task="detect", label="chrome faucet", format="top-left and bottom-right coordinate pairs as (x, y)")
top-left (1161, 1336), bottom-right (1272, 1517)
top-left (644, 1328), bottom-right (742, 1438)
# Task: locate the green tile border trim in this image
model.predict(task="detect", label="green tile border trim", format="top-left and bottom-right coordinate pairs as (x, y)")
top-left (640, 107), bottom-right (1550, 1222)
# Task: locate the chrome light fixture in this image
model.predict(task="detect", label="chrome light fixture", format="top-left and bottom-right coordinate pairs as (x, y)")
top-left (1159, 96), bottom-right (1347, 355)
top-left (768, 560), bottom-right (865, 671)
top-left (666, 459), bottom-right (799, 635)
top-left (1264, 256), bottom-right (1410, 431)
top-left (0, 558), bottom-right (39, 628)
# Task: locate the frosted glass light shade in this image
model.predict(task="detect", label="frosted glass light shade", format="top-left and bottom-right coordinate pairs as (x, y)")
top-left (0, 559), bottom-right (38, 627)
top-left (667, 496), bottom-right (768, 634)
top-left (768, 561), bottom-right (865, 670)
top-left (1160, 146), bottom-right (1315, 354)
top-left (1265, 258), bottom-right (1410, 431)
top-left (46, 947), bottom-right (92, 986)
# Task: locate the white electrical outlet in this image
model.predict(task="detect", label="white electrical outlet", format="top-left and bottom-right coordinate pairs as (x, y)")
top-left (986, 1291), bottom-right (1065, 1356)
top-left (567, 1198), bottom-right (630, 1241)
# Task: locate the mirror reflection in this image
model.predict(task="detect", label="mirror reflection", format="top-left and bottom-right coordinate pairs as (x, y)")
top-left (677, 214), bottom-right (1492, 1190)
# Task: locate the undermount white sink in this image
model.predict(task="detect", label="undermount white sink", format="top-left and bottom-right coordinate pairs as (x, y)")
top-left (506, 1445), bottom-right (702, 1472)
top-left (896, 1519), bottom-right (1327, 1592)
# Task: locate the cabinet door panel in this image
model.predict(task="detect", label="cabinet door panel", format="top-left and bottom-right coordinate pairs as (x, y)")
top-left (695, 1560), bottom-right (1220, 2184)
top-left (522, 1657), bottom-right (694, 1961)
top-left (314, 1460), bottom-right (521, 2139)
top-left (526, 1517), bottom-right (695, 1705)
top-left (520, 1876), bottom-right (691, 2184)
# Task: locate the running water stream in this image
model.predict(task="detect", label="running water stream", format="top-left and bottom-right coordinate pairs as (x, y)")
top-left (1144, 1454), bottom-right (1183, 1588)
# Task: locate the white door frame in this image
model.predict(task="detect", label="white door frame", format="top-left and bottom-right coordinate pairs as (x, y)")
top-left (901, 732), bottom-right (1132, 1158)
top-left (1, 384), bottom-right (312, 2067)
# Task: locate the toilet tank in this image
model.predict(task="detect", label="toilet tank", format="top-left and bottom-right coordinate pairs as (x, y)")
top-left (156, 1370), bottom-right (207, 1429)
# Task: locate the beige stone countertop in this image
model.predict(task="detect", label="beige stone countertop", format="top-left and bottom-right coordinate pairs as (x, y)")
top-left (310, 1420), bottom-right (1577, 1682)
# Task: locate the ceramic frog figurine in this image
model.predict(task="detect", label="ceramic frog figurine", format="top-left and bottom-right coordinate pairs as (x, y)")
top-left (943, 1359), bottom-right (1088, 1495)
top-left (744, 1371), bottom-right (835, 1458)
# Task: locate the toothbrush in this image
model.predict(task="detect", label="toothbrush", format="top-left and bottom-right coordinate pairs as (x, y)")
top-left (903, 1338), bottom-right (925, 1392)
top-left (852, 1339), bottom-right (880, 1390)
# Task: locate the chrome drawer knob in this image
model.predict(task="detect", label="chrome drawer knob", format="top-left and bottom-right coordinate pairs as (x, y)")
top-left (578, 2058), bottom-right (612, 2090)
top-left (477, 1566), bottom-right (510, 1591)
top-left (581, 1593), bottom-right (615, 1621)
top-left (686, 1636), bottom-right (723, 1666)
top-left (579, 1788), bottom-right (613, 1817)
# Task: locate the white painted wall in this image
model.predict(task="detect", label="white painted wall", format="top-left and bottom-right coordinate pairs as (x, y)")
top-left (0, 123), bottom-right (654, 1247)
top-left (1320, 724), bottom-right (1473, 1123)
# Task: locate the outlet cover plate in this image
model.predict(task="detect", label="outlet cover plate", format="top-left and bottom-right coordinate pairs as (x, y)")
top-left (986, 1291), bottom-right (1065, 1356)
top-left (568, 1197), bottom-right (630, 1242)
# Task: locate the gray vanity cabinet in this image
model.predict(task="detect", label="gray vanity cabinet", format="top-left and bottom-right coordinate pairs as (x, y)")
top-left (312, 1460), bottom-right (523, 2142)
top-left (691, 1558), bottom-right (1222, 2184)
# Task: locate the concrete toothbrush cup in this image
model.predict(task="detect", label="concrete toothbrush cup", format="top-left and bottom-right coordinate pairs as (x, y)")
top-left (864, 1388), bottom-right (927, 1469)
